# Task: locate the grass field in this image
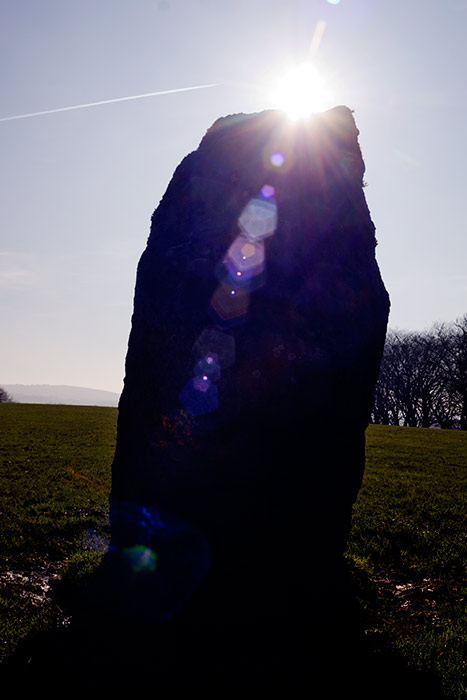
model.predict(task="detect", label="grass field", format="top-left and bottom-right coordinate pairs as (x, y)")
top-left (0, 404), bottom-right (466, 697)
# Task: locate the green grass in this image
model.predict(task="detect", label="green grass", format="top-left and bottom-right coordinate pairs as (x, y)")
top-left (347, 425), bottom-right (467, 700)
top-left (0, 403), bottom-right (116, 661)
top-left (0, 405), bottom-right (466, 697)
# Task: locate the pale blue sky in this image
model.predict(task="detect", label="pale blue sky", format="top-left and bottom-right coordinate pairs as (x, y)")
top-left (1, 0), bottom-right (466, 393)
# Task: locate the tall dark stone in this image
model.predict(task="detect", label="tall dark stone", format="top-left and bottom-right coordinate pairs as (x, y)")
top-left (109, 106), bottom-right (390, 625)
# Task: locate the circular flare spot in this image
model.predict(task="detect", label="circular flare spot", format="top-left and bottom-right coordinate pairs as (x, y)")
top-left (270, 151), bottom-right (285, 167)
top-left (123, 545), bottom-right (158, 574)
top-left (241, 242), bottom-right (256, 259)
top-left (261, 184), bottom-right (275, 198)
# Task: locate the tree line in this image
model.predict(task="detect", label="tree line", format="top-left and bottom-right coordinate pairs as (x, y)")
top-left (371, 314), bottom-right (467, 430)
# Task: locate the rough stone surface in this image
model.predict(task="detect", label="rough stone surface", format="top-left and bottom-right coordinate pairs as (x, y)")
top-left (109, 106), bottom-right (390, 624)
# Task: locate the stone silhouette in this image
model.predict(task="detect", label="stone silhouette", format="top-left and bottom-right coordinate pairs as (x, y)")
top-left (7, 108), bottom-right (445, 696)
top-left (109, 106), bottom-right (390, 625)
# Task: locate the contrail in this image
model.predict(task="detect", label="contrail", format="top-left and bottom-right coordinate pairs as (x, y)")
top-left (0, 83), bottom-right (220, 123)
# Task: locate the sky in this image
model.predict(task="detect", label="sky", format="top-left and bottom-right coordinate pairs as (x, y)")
top-left (1, 0), bottom-right (466, 394)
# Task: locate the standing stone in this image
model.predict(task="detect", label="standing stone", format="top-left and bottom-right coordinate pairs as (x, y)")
top-left (109, 106), bottom-right (390, 624)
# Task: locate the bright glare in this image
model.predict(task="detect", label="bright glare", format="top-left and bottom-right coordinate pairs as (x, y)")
top-left (272, 62), bottom-right (331, 120)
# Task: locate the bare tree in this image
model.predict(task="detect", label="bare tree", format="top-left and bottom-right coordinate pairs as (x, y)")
top-left (433, 314), bottom-right (467, 429)
top-left (0, 387), bottom-right (13, 403)
top-left (372, 331), bottom-right (405, 425)
top-left (377, 330), bottom-right (428, 427)
top-left (371, 319), bottom-right (465, 429)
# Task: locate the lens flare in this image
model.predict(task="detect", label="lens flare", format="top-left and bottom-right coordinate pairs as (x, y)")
top-left (238, 196), bottom-right (277, 240)
top-left (270, 151), bottom-right (285, 167)
top-left (194, 354), bottom-right (221, 381)
top-left (193, 329), bottom-right (235, 368)
top-left (123, 545), bottom-right (158, 574)
top-left (179, 377), bottom-right (219, 416)
top-left (224, 235), bottom-right (265, 282)
top-left (193, 375), bottom-right (211, 392)
top-left (210, 283), bottom-right (249, 323)
top-left (260, 184), bottom-right (275, 198)
top-left (242, 243), bottom-right (256, 258)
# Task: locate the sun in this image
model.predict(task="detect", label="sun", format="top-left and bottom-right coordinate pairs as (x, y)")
top-left (271, 62), bottom-right (331, 120)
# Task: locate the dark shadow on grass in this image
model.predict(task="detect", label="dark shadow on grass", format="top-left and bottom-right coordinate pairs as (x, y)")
top-left (0, 556), bottom-right (445, 697)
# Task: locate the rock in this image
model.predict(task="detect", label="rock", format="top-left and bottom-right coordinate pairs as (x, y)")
top-left (108, 106), bottom-right (390, 624)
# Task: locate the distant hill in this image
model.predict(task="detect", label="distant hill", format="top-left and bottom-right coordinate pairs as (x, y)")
top-left (2, 384), bottom-right (120, 407)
